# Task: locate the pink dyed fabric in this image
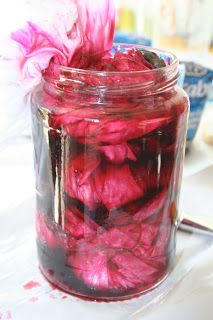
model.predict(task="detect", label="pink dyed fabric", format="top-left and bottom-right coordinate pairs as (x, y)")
top-left (71, 0), bottom-right (115, 67)
top-left (10, 0), bottom-right (115, 85)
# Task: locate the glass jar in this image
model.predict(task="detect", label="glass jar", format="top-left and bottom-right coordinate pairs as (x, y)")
top-left (31, 44), bottom-right (189, 301)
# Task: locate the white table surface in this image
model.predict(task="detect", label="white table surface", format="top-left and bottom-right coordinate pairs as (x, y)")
top-left (0, 108), bottom-right (213, 320)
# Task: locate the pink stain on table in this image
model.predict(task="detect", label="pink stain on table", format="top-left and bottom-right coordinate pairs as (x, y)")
top-left (29, 297), bottom-right (39, 303)
top-left (23, 281), bottom-right (41, 290)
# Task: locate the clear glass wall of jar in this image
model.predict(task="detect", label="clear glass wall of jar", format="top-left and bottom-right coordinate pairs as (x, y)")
top-left (31, 44), bottom-right (189, 301)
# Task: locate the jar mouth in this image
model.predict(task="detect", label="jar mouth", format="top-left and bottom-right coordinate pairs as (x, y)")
top-left (42, 44), bottom-right (179, 95)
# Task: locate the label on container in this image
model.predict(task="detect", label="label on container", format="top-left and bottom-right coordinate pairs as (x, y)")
top-left (181, 61), bottom-right (213, 142)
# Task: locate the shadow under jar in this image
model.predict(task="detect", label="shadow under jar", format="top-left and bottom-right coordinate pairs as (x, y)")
top-left (31, 44), bottom-right (189, 301)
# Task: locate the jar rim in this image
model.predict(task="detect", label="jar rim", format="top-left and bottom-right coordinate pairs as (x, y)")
top-left (42, 44), bottom-right (179, 96)
top-left (44, 43), bottom-right (178, 77)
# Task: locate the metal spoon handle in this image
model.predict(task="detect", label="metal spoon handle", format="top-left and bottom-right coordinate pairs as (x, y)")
top-left (179, 214), bottom-right (213, 236)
